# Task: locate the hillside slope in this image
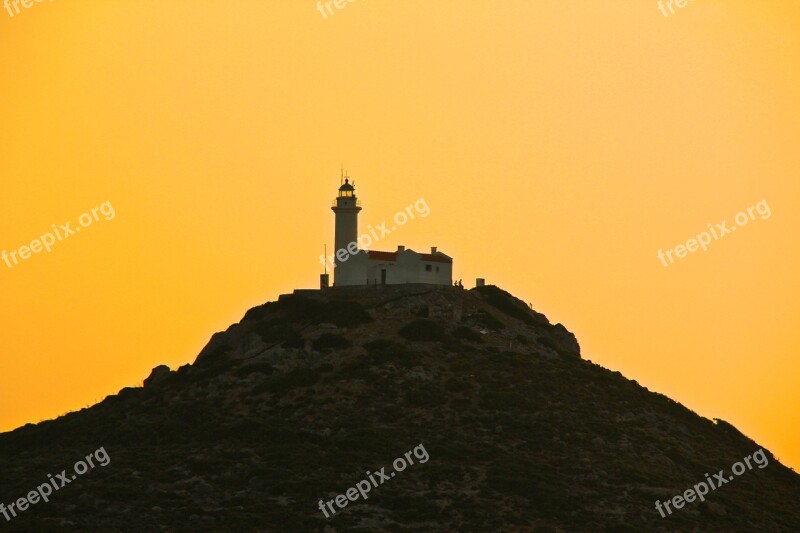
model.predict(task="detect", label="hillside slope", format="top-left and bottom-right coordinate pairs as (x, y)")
top-left (0, 285), bottom-right (797, 531)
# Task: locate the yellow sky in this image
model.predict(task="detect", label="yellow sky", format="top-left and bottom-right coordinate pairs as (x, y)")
top-left (1, 1), bottom-right (798, 469)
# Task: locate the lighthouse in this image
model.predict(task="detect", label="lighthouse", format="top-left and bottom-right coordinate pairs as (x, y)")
top-left (331, 177), bottom-right (362, 285)
top-left (325, 175), bottom-right (453, 287)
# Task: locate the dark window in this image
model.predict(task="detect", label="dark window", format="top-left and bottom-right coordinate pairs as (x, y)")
top-left (436, 266), bottom-right (440, 272)
top-left (425, 264), bottom-right (432, 272)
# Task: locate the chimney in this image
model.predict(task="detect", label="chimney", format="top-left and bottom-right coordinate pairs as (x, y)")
top-left (431, 246), bottom-right (438, 254)
top-left (398, 245), bottom-right (405, 252)
top-left (476, 278), bottom-right (485, 287)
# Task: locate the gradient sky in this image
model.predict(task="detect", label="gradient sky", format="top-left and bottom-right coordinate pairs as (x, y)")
top-left (1, 1), bottom-right (798, 470)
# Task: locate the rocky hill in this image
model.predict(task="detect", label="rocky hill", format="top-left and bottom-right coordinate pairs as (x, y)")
top-left (0, 284), bottom-right (798, 531)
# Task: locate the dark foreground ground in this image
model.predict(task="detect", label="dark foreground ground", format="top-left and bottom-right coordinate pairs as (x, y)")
top-left (1, 285), bottom-right (798, 531)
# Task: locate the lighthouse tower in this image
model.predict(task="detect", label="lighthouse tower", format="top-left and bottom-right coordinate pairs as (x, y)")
top-left (331, 177), bottom-right (362, 285)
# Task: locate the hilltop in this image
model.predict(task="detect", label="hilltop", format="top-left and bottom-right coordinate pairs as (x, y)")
top-left (0, 285), bottom-right (798, 531)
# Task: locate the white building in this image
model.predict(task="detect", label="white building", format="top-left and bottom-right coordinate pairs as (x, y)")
top-left (329, 179), bottom-right (452, 286)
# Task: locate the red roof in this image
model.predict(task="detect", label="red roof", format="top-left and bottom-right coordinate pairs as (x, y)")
top-left (366, 250), bottom-right (452, 264)
top-left (420, 253), bottom-right (452, 264)
top-left (367, 250), bottom-right (397, 261)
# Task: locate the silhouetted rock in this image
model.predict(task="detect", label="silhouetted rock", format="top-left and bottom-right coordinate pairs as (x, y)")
top-left (0, 285), bottom-right (797, 532)
top-left (143, 365), bottom-right (172, 388)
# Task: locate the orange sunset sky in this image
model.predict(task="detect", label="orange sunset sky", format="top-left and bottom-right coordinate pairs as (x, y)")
top-left (1, 1), bottom-right (798, 470)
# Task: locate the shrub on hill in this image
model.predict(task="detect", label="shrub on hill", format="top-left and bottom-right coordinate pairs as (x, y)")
top-left (453, 325), bottom-right (483, 343)
top-left (312, 333), bottom-right (350, 351)
top-left (399, 319), bottom-right (445, 341)
top-left (473, 310), bottom-right (505, 331)
top-left (244, 297), bottom-right (373, 329)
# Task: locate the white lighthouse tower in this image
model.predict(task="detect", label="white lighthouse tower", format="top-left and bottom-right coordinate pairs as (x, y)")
top-left (331, 176), bottom-right (362, 285)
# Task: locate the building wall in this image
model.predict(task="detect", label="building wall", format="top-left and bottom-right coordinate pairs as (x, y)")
top-left (365, 250), bottom-right (452, 286)
top-left (334, 249), bottom-right (368, 286)
top-left (332, 248), bottom-right (453, 287)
